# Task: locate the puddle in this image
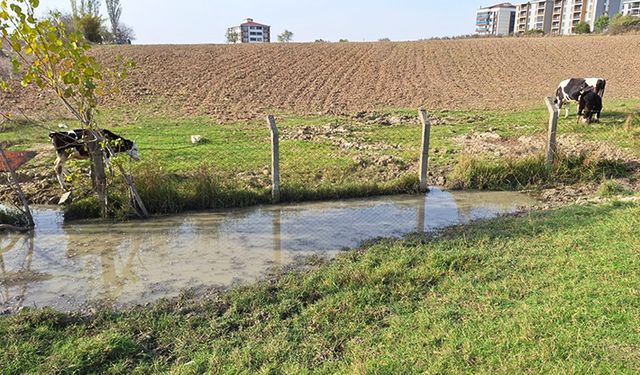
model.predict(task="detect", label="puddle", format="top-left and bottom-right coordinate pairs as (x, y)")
top-left (0, 188), bottom-right (536, 312)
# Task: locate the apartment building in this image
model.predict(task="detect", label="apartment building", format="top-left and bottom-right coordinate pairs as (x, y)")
top-left (476, 3), bottom-right (517, 35)
top-left (513, 1), bottom-right (622, 34)
top-left (230, 18), bottom-right (271, 43)
top-left (515, 0), bottom-right (554, 33)
top-left (555, 0), bottom-right (622, 34)
top-left (622, 0), bottom-right (640, 16)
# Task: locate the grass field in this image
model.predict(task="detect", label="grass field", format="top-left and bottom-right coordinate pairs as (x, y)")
top-left (1, 99), bottom-right (639, 217)
top-left (1, 201), bottom-right (639, 373)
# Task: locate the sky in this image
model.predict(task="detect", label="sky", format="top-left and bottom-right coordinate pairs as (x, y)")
top-left (39, 0), bottom-right (495, 45)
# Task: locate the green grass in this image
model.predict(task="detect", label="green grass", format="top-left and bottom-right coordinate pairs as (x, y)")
top-left (448, 153), bottom-right (631, 190)
top-left (1, 201), bottom-right (639, 373)
top-left (597, 180), bottom-right (635, 198)
top-left (1, 99), bottom-right (639, 218)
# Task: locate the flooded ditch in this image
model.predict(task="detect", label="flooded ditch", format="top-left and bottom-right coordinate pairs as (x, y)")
top-left (0, 188), bottom-right (536, 312)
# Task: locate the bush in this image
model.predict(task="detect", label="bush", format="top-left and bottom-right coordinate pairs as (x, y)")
top-left (594, 15), bottom-right (609, 33)
top-left (609, 14), bottom-right (640, 35)
top-left (76, 14), bottom-right (104, 43)
top-left (574, 22), bottom-right (592, 34)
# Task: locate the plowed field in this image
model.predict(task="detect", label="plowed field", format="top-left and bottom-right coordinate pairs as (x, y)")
top-left (2, 35), bottom-right (640, 119)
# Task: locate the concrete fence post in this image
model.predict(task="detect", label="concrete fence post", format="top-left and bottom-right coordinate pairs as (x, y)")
top-left (418, 108), bottom-right (431, 193)
top-left (544, 97), bottom-right (559, 166)
top-left (267, 115), bottom-right (281, 203)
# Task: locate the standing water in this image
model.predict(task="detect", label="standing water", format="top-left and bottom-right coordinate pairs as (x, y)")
top-left (0, 188), bottom-right (536, 312)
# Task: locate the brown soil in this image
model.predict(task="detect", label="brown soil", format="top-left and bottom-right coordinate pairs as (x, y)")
top-left (0, 144), bottom-right (60, 206)
top-left (2, 35), bottom-right (640, 120)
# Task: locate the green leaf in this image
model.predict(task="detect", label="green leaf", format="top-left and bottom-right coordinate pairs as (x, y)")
top-left (10, 58), bottom-right (20, 73)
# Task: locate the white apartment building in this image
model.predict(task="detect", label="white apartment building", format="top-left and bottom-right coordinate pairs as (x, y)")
top-left (555, 0), bottom-right (622, 34)
top-left (622, 0), bottom-right (640, 16)
top-left (476, 3), bottom-right (517, 35)
top-left (230, 18), bottom-right (271, 43)
top-left (515, 0), bottom-right (554, 33)
top-left (514, 0), bottom-right (622, 34)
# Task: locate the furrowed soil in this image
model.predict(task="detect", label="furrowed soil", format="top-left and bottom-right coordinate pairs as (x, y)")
top-left (2, 35), bottom-right (640, 119)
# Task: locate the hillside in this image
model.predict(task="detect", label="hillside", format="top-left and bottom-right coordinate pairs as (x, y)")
top-left (1, 35), bottom-right (640, 119)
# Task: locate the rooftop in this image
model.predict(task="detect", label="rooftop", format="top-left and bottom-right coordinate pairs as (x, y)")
top-left (240, 18), bottom-right (269, 27)
top-left (479, 3), bottom-right (516, 10)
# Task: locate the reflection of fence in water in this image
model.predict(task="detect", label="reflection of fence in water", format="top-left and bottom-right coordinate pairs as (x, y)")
top-left (0, 190), bottom-right (530, 310)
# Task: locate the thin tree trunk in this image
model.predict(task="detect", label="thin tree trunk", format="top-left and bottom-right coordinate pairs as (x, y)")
top-left (87, 130), bottom-right (108, 218)
top-left (0, 146), bottom-right (34, 229)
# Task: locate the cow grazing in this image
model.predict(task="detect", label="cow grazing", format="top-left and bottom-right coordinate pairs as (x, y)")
top-left (578, 90), bottom-right (603, 124)
top-left (49, 129), bottom-right (140, 190)
top-left (555, 78), bottom-right (606, 118)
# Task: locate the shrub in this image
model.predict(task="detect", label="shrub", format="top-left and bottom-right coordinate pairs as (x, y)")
top-left (574, 22), bottom-right (592, 34)
top-left (76, 14), bottom-right (104, 43)
top-left (594, 15), bottom-right (609, 33)
top-left (609, 14), bottom-right (640, 35)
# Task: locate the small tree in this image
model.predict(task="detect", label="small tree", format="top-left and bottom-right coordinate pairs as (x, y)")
top-left (574, 22), bottom-right (592, 34)
top-left (277, 30), bottom-right (293, 43)
top-left (0, 0), bottom-right (146, 218)
top-left (338, 38), bottom-right (349, 43)
top-left (77, 13), bottom-right (104, 43)
top-left (70, 0), bottom-right (109, 44)
top-left (378, 38), bottom-right (391, 42)
top-left (226, 27), bottom-right (239, 44)
top-left (594, 15), bottom-right (609, 33)
top-left (314, 39), bottom-right (328, 43)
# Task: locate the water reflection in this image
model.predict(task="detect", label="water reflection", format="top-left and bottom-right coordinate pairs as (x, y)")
top-left (0, 188), bottom-right (535, 311)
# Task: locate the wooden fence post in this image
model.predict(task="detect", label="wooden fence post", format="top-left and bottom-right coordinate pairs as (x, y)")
top-left (418, 108), bottom-right (431, 193)
top-left (267, 115), bottom-right (281, 203)
top-left (544, 97), bottom-right (559, 166)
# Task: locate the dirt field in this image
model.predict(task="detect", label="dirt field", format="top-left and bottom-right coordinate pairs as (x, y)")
top-left (1, 35), bottom-right (640, 119)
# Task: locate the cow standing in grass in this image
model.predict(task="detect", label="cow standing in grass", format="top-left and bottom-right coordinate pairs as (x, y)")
top-left (555, 78), bottom-right (606, 118)
top-left (49, 129), bottom-right (140, 190)
top-left (578, 89), bottom-right (603, 124)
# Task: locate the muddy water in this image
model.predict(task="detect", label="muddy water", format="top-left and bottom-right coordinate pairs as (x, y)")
top-left (0, 189), bottom-right (536, 312)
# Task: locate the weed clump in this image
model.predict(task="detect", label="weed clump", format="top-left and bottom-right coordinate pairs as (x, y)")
top-left (448, 153), bottom-right (630, 190)
top-left (596, 180), bottom-right (634, 198)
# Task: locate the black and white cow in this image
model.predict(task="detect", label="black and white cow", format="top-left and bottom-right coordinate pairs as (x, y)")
top-left (49, 129), bottom-right (140, 190)
top-left (555, 78), bottom-right (606, 118)
top-left (578, 90), bottom-right (603, 124)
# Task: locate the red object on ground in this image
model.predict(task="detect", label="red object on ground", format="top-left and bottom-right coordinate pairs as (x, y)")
top-left (0, 151), bottom-right (37, 172)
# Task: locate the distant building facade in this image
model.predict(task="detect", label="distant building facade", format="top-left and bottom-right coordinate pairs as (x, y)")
top-left (514, 0), bottom-right (622, 34)
top-left (622, 0), bottom-right (640, 16)
top-left (476, 3), bottom-right (517, 36)
top-left (230, 18), bottom-right (271, 43)
top-left (515, 0), bottom-right (554, 33)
